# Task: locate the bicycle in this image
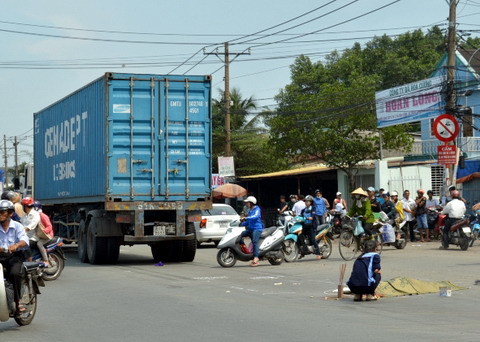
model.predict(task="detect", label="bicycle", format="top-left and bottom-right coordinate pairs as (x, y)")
top-left (338, 216), bottom-right (383, 261)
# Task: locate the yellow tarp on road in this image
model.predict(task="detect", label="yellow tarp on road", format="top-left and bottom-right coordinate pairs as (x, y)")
top-left (376, 277), bottom-right (466, 297)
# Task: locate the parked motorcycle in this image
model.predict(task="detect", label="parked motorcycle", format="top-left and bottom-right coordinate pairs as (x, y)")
top-left (216, 221), bottom-right (285, 267)
top-left (439, 217), bottom-right (471, 250)
top-left (469, 210), bottom-right (480, 247)
top-left (30, 237), bottom-right (65, 281)
top-left (427, 207), bottom-right (441, 239)
top-left (277, 211), bottom-right (295, 231)
top-left (331, 211), bottom-right (343, 235)
top-left (282, 216), bottom-right (333, 262)
top-left (0, 261), bottom-right (45, 326)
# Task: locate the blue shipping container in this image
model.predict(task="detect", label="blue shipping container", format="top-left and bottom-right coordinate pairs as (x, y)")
top-left (34, 73), bottom-right (212, 204)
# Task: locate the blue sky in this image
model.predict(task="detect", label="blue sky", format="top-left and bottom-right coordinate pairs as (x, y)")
top-left (0, 0), bottom-right (477, 164)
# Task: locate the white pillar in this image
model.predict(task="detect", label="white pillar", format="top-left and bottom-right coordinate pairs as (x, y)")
top-left (375, 159), bottom-right (389, 190)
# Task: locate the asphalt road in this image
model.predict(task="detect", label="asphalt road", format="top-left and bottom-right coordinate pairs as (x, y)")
top-left (1, 240), bottom-right (479, 342)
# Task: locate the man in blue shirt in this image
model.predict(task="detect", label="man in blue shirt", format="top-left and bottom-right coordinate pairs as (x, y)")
top-left (0, 200), bottom-right (29, 313)
top-left (313, 190), bottom-right (328, 226)
top-left (240, 196), bottom-right (264, 267)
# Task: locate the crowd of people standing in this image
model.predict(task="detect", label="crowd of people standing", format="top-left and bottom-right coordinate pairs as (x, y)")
top-left (276, 185), bottom-right (465, 244)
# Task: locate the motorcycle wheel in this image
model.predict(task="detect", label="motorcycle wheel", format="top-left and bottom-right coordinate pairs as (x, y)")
top-left (268, 250), bottom-right (284, 265)
top-left (469, 231), bottom-right (478, 247)
top-left (460, 237), bottom-right (469, 251)
top-left (217, 248), bottom-right (237, 268)
top-left (318, 238), bottom-right (332, 259)
top-left (282, 240), bottom-right (299, 262)
top-left (394, 238), bottom-right (407, 249)
top-left (41, 252), bottom-right (65, 281)
top-left (338, 231), bottom-right (358, 261)
top-left (374, 234), bottom-right (383, 255)
top-left (14, 292), bottom-right (37, 326)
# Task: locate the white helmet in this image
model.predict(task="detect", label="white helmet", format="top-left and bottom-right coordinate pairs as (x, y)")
top-left (244, 196), bottom-right (257, 204)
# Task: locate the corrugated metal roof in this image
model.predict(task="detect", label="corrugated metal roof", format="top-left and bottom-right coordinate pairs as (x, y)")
top-left (240, 165), bottom-right (332, 180)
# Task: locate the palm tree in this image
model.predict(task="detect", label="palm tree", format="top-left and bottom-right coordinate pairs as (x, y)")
top-left (212, 87), bottom-right (257, 131)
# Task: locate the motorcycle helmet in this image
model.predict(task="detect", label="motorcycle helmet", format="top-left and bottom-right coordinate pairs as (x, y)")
top-left (243, 196), bottom-right (257, 205)
top-left (0, 200), bottom-right (14, 212)
top-left (304, 195), bottom-right (314, 202)
top-left (21, 196), bottom-right (35, 207)
top-left (34, 201), bottom-right (43, 210)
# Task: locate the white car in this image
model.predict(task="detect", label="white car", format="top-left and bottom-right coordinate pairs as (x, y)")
top-left (195, 204), bottom-right (240, 245)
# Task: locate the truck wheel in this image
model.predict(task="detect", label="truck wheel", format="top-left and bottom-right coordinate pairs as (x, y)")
top-left (77, 220), bottom-right (89, 263)
top-left (169, 241), bottom-right (184, 262)
top-left (86, 219), bottom-right (108, 264)
top-left (151, 242), bottom-right (170, 263)
top-left (106, 237), bottom-right (121, 264)
top-left (181, 222), bottom-right (197, 262)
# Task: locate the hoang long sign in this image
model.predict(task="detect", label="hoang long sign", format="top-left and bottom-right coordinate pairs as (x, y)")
top-left (375, 76), bottom-right (445, 128)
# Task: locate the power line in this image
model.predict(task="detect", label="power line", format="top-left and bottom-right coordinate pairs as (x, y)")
top-left (248, 0), bottom-right (403, 48)
top-left (0, 27), bottom-right (218, 45)
top-left (0, 17), bottom-right (447, 39)
top-left (227, 0), bottom-right (339, 44)
top-left (235, 0), bottom-right (361, 45)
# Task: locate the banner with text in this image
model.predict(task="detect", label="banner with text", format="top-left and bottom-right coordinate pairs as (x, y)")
top-left (375, 76), bottom-right (445, 128)
top-left (211, 173), bottom-right (226, 189)
top-left (218, 156), bottom-right (235, 177)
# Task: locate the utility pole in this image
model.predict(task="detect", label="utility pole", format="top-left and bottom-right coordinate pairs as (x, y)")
top-left (446, 0), bottom-right (457, 113)
top-left (14, 136), bottom-right (19, 179)
top-left (3, 135), bottom-right (7, 188)
top-left (224, 42), bottom-right (231, 157)
top-left (205, 43), bottom-right (250, 156)
top-left (446, 0), bottom-right (457, 187)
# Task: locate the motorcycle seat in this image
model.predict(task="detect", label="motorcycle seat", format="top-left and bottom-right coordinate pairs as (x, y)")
top-left (450, 218), bottom-right (469, 232)
top-left (23, 261), bottom-right (44, 271)
top-left (261, 226), bottom-right (278, 238)
top-left (44, 236), bottom-right (62, 247)
top-left (317, 223), bottom-right (330, 232)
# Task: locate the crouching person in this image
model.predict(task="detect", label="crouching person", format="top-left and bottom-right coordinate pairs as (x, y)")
top-left (347, 240), bottom-right (381, 301)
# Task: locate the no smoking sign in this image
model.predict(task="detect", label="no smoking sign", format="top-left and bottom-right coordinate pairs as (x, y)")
top-left (432, 114), bottom-right (459, 143)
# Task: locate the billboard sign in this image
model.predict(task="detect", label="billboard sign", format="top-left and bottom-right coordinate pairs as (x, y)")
top-left (375, 76), bottom-right (445, 128)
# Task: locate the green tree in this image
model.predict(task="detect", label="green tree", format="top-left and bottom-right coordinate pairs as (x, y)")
top-left (212, 88), bottom-right (288, 176)
top-left (269, 27), bottom-right (448, 190)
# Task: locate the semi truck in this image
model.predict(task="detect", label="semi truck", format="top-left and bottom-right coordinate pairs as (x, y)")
top-left (31, 72), bottom-right (212, 264)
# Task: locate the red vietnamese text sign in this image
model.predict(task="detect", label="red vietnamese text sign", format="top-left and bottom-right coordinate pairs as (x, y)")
top-left (437, 145), bottom-right (457, 165)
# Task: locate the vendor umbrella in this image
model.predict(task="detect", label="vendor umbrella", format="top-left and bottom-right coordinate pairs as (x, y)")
top-left (212, 183), bottom-right (247, 199)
